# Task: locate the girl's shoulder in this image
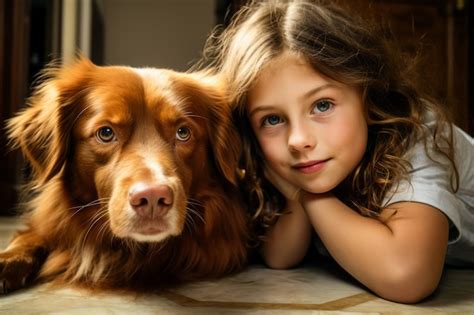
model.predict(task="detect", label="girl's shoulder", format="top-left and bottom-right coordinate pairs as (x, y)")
top-left (406, 113), bottom-right (473, 188)
top-left (416, 112), bottom-right (473, 174)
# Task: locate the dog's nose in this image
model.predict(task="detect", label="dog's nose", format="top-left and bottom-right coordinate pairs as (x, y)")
top-left (129, 184), bottom-right (173, 219)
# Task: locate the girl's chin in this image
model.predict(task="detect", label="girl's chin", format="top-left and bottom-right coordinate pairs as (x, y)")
top-left (306, 188), bottom-right (332, 195)
top-left (302, 182), bottom-right (338, 194)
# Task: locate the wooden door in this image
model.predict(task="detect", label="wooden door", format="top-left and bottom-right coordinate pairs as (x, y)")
top-left (0, 0), bottom-right (30, 215)
top-left (351, 0), bottom-right (471, 134)
top-left (0, 0), bottom-right (60, 215)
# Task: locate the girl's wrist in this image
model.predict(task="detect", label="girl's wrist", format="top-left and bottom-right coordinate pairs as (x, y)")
top-left (285, 198), bottom-right (302, 206)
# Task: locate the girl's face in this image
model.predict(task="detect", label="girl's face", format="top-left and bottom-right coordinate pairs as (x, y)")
top-left (247, 52), bottom-right (368, 194)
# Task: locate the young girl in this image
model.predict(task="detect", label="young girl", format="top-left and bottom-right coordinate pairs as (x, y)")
top-left (200, 0), bottom-right (474, 303)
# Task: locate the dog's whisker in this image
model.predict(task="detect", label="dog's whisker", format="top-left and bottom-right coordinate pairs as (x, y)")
top-left (69, 198), bottom-right (110, 210)
top-left (80, 207), bottom-right (109, 252)
top-left (71, 102), bottom-right (98, 129)
top-left (84, 213), bottom-right (108, 249)
top-left (185, 114), bottom-right (208, 120)
top-left (187, 197), bottom-right (204, 206)
top-left (186, 207), bottom-right (205, 225)
top-left (69, 198), bottom-right (110, 219)
top-left (186, 201), bottom-right (203, 209)
top-left (183, 110), bottom-right (208, 121)
top-left (183, 207), bottom-right (205, 234)
top-left (84, 209), bottom-right (108, 238)
top-left (96, 214), bottom-right (111, 242)
top-left (187, 197), bottom-right (202, 204)
top-left (184, 215), bottom-right (196, 233)
top-left (86, 206), bottom-right (109, 227)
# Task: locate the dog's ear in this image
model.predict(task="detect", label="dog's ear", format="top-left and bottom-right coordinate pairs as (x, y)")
top-left (209, 103), bottom-right (242, 186)
top-left (6, 57), bottom-right (95, 186)
top-left (202, 79), bottom-right (242, 186)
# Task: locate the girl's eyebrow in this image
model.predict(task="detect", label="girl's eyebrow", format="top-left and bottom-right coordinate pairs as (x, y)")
top-left (301, 83), bottom-right (336, 101)
top-left (248, 83), bottom-right (335, 118)
top-left (248, 105), bottom-right (278, 118)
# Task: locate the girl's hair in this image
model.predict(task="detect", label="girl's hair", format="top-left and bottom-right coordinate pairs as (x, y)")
top-left (198, 0), bottom-right (458, 241)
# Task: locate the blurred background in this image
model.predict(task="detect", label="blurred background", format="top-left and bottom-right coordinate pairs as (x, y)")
top-left (0, 0), bottom-right (472, 215)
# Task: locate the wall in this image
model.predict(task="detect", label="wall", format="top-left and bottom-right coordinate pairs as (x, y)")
top-left (98, 0), bottom-right (216, 70)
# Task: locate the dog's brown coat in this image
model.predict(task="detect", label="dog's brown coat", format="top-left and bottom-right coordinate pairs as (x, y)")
top-left (0, 58), bottom-right (248, 293)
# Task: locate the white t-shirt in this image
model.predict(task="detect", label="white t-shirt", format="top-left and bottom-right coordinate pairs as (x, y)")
top-left (383, 123), bottom-right (474, 266)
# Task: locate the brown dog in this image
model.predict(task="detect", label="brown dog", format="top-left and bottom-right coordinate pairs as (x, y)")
top-left (0, 58), bottom-right (248, 293)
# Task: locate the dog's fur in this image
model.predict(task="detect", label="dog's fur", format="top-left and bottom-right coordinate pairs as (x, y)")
top-left (0, 58), bottom-right (248, 293)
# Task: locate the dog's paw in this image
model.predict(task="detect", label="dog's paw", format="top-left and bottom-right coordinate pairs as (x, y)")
top-left (0, 247), bottom-right (47, 294)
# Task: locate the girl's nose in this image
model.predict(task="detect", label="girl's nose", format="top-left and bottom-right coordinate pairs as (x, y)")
top-left (288, 123), bottom-right (316, 152)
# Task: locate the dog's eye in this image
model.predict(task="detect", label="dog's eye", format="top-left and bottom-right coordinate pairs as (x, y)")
top-left (96, 127), bottom-right (116, 143)
top-left (176, 126), bottom-right (191, 141)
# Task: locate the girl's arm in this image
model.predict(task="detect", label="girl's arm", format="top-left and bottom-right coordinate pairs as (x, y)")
top-left (260, 199), bottom-right (313, 269)
top-left (302, 193), bottom-right (449, 303)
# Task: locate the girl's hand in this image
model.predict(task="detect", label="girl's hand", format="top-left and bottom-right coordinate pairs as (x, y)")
top-left (264, 165), bottom-right (302, 201)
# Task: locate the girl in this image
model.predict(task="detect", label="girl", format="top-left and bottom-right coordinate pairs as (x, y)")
top-left (200, 0), bottom-right (474, 303)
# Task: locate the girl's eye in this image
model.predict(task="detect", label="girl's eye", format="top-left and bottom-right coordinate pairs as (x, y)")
top-left (262, 115), bottom-right (283, 126)
top-left (312, 100), bottom-right (333, 113)
top-left (176, 126), bottom-right (191, 141)
top-left (96, 127), bottom-right (116, 143)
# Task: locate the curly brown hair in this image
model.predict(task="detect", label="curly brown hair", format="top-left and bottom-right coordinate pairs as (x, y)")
top-left (196, 0), bottom-right (458, 242)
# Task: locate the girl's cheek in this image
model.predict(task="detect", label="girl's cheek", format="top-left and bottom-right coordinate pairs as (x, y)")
top-left (256, 135), bottom-right (271, 153)
top-left (253, 124), bottom-right (287, 162)
top-left (259, 137), bottom-right (282, 164)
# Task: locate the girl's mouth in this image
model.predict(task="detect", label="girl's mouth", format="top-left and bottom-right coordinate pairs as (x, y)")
top-left (292, 159), bottom-right (330, 174)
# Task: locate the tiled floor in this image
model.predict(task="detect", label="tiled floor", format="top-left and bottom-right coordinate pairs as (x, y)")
top-left (0, 216), bottom-right (473, 314)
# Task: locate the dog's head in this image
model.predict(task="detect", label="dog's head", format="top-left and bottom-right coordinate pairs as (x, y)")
top-left (7, 58), bottom-right (241, 243)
